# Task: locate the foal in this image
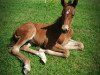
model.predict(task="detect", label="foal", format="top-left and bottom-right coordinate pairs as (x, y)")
top-left (11, 0), bottom-right (84, 74)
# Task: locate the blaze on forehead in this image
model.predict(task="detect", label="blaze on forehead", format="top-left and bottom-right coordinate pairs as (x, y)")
top-left (66, 9), bottom-right (70, 14)
top-left (65, 6), bottom-right (75, 15)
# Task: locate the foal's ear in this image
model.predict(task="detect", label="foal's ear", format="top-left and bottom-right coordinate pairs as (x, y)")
top-left (61, 0), bottom-right (67, 7)
top-left (72, 0), bottom-right (78, 8)
top-left (68, 0), bottom-right (72, 4)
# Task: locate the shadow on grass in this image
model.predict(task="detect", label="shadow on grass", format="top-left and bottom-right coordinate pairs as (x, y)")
top-left (88, 0), bottom-right (100, 74)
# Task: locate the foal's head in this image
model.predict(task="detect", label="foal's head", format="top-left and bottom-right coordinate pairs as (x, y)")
top-left (61, 0), bottom-right (78, 32)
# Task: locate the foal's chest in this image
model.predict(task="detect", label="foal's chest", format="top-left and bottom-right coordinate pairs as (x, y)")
top-left (57, 30), bottom-right (73, 44)
top-left (57, 33), bottom-right (67, 44)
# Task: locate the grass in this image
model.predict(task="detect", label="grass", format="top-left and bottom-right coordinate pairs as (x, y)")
top-left (0, 0), bottom-right (100, 75)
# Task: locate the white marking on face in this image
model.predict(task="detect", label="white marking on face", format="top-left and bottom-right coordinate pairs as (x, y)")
top-left (62, 25), bottom-right (69, 30)
top-left (66, 9), bottom-right (70, 15)
top-left (66, 25), bottom-right (69, 30)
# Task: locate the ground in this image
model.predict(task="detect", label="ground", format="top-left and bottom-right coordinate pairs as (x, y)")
top-left (0, 0), bottom-right (100, 75)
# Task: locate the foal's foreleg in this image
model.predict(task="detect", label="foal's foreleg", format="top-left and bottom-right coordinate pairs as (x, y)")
top-left (51, 43), bottom-right (70, 57)
top-left (11, 38), bottom-right (31, 75)
top-left (40, 49), bottom-right (64, 57)
top-left (62, 39), bottom-right (84, 50)
top-left (21, 43), bottom-right (47, 63)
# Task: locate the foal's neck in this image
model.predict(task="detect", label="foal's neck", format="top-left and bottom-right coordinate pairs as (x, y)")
top-left (53, 16), bottom-right (64, 28)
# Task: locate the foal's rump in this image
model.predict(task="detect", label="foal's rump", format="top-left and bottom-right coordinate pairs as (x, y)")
top-left (9, 22), bottom-right (37, 47)
top-left (15, 22), bottom-right (36, 39)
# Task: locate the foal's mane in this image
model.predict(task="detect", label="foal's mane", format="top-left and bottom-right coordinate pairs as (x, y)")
top-left (42, 15), bottom-right (64, 30)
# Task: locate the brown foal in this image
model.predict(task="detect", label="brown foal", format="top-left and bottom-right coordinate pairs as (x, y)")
top-left (11, 0), bottom-right (84, 74)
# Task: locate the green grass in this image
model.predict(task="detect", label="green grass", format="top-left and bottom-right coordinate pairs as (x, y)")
top-left (0, 0), bottom-right (100, 75)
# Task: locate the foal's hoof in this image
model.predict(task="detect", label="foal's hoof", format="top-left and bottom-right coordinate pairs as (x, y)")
top-left (64, 51), bottom-right (70, 58)
top-left (24, 68), bottom-right (30, 75)
top-left (38, 49), bottom-right (47, 64)
top-left (23, 64), bottom-right (30, 75)
top-left (78, 42), bottom-right (84, 51)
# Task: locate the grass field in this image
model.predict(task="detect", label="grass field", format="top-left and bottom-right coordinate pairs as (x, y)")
top-left (0, 0), bottom-right (100, 75)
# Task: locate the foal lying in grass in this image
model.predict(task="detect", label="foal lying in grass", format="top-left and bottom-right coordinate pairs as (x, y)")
top-left (10, 0), bottom-right (84, 75)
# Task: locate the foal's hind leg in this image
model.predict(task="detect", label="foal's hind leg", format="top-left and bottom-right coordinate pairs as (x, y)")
top-left (21, 43), bottom-right (47, 63)
top-left (11, 38), bottom-right (31, 75)
top-left (62, 39), bottom-right (84, 50)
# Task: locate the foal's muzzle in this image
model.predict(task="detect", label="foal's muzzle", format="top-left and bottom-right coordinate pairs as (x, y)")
top-left (62, 25), bottom-right (69, 32)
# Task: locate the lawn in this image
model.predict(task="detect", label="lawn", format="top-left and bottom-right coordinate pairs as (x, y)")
top-left (0, 0), bottom-right (100, 75)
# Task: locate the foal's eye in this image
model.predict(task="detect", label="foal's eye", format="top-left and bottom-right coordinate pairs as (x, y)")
top-left (72, 12), bottom-right (75, 17)
top-left (72, 10), bottom-right (75, 17)
top-left (72, 14), bottom-right (74, 17)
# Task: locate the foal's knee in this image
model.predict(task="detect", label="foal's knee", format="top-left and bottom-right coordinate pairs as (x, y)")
top-left (77, 42), bottom-right (84, 50)
top-left (11, 46), bottom-right (19, 55)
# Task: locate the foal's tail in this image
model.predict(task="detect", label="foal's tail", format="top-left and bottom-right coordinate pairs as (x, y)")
top-left (8, 34), bottom-right (18, 47)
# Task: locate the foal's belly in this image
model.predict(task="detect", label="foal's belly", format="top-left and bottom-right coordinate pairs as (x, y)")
top-left (32, 31), bottom-right (47, 46)
top-left (32, 24), bottom-right (47, 45)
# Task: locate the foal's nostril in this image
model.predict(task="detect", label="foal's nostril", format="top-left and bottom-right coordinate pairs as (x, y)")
top-left (62, 25), bottom-right (69, 32)
top-left (65, 29), bottom-right (68, 32)
top-left (62, 29), bottom-right (68, 33)
top-left (64, 29), bottom-right (68, 32)
top-left (62, 25), bottom-right (69, 33)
